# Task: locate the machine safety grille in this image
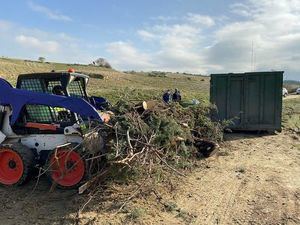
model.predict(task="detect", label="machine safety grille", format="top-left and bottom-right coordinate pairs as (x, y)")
top-left (68, 80), bottom-right (84, 98)
top-left (20, 79), bottom-right (43, 92)
top-left (47, 81), bottom-right (62, 94)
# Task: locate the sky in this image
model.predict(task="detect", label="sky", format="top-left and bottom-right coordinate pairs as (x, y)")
top-left (0, 0), bottom-right (299, 80)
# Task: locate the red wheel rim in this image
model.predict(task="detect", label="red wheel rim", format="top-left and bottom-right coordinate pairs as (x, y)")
top-left (49, 150), bottom-right (85, 187)
top-left (0, 149), bottom-right (24, 185)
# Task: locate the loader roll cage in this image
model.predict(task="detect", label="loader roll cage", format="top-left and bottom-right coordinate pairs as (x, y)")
top-left (15, 72), bottom-right (90, 127)
top-left (17, 72), bottom-right (89, 98)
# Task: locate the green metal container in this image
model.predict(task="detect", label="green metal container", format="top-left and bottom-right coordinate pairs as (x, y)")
top-left (210, 71), bottom-right (283, 132)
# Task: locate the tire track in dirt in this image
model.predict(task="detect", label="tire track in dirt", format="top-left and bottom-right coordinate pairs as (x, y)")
top-left (171, 132), bottom-right (300, 225)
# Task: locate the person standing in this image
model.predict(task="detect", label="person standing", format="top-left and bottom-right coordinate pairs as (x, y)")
top-left (172, 89), bottom-right (182, 102)
top-left (163, 90), bottom-right (172, 103)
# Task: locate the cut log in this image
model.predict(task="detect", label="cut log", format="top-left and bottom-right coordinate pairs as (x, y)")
top-left (134, 100), bottom-right (161, 113)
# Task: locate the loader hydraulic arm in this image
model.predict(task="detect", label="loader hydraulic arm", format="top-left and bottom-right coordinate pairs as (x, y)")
top-left (0, 78), bottom-right (102, 125)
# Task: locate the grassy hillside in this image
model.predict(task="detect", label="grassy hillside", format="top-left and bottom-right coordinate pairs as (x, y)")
top-left (0, 57), bottom-right (210, 103)
top-left (283, 97), bottom-right (300, 132)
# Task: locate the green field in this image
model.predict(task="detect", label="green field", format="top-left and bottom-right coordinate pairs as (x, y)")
top-left (0, 57), bottom-right (210, 103)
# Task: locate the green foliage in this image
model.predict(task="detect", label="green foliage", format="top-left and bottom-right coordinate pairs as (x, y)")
top-left (147, 71), bottom-right (167, 77)
top-left (148, 114), bottom-right (187, 146)
top-left (102, 98), bottom-right (225, 177)
top-left (38, 57), bottom-right (45, 63)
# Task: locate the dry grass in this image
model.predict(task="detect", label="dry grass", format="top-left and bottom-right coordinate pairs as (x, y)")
top-left (283, 97), bottom-right (300, 133)
top-left (0, 57), bottom-right (210, 103)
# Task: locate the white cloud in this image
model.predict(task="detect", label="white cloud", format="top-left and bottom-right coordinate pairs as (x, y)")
top-left (185, 13), bottom-right (215, 27)
top-left (108, 14), bottom-right (211, 73)
top-left (0, 20), bottom-right (101, 64)
top-left (106, 41), bottom-right (154, 70)
top-left (150, 15), bottom-right (176, 22)
top-left (137, 30), bottom-right (157, 41)
top-left (57, 32), bottom-right (78, 42)
top-left (154, 24), bottom-right (206, 72)
top-left (28, 1), bottom-right (72, 22)
top-left (230, 3), bottom-right (251, 17)
top-left (107, 1), bottom-right (300, 79)
top-left (15, 35), bottom-right (59, 53)
top-left (157, 24), bottom-right (201, 49)
top-left (206, 0), bottom-right (300, 74)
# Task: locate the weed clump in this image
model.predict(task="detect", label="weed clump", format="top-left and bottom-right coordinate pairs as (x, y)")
top-left (147, 71), bottom-right (167, 77)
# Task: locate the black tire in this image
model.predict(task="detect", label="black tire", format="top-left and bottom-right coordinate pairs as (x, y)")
top-left (0, 143), bottom-right (35, 186)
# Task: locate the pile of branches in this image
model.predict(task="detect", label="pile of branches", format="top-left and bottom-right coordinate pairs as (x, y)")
top-left (75, 100), bottom-right (226, 211)
top-left (110, 100), bottom-right (223, 160)
top-left (81, 99), bottom-right (226, 192)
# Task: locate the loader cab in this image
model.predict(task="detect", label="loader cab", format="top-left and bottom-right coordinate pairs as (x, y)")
top-left (16, 71), bottom-right (89, 99)
top-left (15, 71), bottom-right (90, 131)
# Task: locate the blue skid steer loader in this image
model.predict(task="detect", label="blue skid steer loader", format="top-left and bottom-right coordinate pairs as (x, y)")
top-left (0, 69), bottom-right (109, 189)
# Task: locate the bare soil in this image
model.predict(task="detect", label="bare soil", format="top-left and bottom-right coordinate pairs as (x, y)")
top-left (284, 94), bottom-right (300, 100)
top-left (0, 132), bottom-right (299, 225)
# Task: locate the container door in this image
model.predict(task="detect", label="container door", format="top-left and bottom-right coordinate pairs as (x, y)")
top-left (210, 76), bottom-right (228, 121)
top-left (228, 76), bottom-right (244, 127)
top-left (261, 74), bottom-right (278, 126)
top-left (245, 72), bottom-right (283, 131)
top-left (246, 75), bottom-right (261, 126)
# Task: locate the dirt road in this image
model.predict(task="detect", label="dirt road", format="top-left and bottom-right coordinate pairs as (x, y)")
top-left (173, 132), bottom-right (300, 225)
top-left (0, 132), bottom-right (299, 225)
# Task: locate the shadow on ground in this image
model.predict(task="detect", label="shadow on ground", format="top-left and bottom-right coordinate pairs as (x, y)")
top-left (224, 131), bottom-right (278, 141)
top-left (0, 177), bottom-right (83, 225)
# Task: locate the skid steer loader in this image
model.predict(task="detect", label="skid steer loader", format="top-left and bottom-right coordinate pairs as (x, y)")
top-left (0, 69), bottom-right (109, 189)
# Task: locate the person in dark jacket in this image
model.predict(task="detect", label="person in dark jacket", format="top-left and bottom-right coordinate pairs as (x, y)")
top-left (172, 89), bottom-right (182, 102)
top-left (163, 90), bottom-right (172, 103)
top-left (52, 85), bottom-right (64, 96)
